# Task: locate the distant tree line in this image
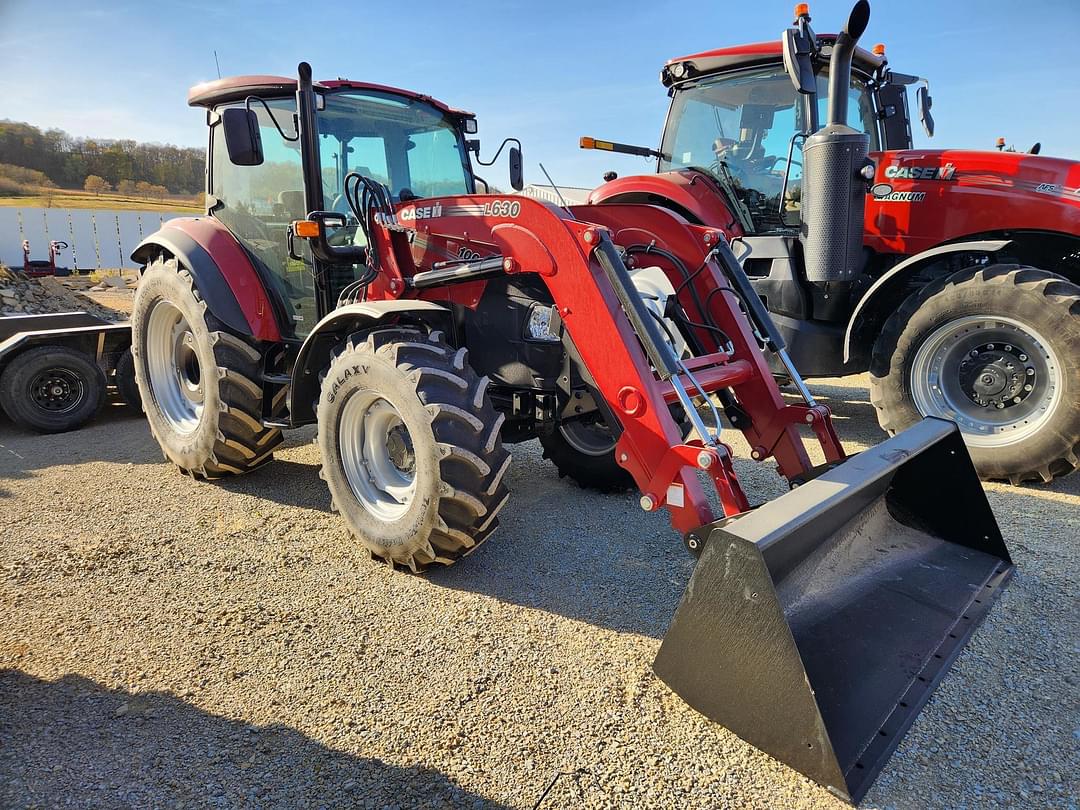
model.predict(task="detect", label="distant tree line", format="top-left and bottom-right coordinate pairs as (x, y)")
top-left (0, 120), bottom-right (203, 195)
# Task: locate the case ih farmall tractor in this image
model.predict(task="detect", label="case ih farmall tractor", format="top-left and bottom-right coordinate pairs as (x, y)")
top-left (582, 1), bottom-right (1080, 485)
top-left (130, 31), bottom-right (1011, 802)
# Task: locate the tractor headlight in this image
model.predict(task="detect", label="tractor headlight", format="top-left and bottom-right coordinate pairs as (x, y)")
top-left (525, 304), bottom-right (561, 342)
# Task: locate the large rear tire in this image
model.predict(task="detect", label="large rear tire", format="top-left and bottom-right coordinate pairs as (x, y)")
top-left (870, 264), bottom-right (1080, 484)
top-left (131, 256), bottom-right (282, 478)
top-left (0, 345), bottom-right (105, 433)
top-left (539, 417), bottom-right (634, 493)
top-left (316, 328), bottom-right (510, 572)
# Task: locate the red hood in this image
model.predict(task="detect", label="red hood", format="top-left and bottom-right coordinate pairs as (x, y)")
top-left (874, 148), bottom-right (1080, 199)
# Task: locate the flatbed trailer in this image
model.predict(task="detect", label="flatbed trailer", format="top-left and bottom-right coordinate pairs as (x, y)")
top-left (0, 312), bottom-right (138, 433)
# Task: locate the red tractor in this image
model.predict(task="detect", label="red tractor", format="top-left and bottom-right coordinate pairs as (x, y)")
top-left (129, 42), bottom-right (1011, 802)
top-left (582, 0), bottom-right (1080, 485)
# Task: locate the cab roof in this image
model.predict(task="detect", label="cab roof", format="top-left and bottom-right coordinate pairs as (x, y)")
top-left (187, 75), bottom-right (474, 118)
top-left (662, 36), bottom-right (884, 87)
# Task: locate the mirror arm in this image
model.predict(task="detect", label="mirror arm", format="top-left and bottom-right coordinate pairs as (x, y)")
top-left (473, 137), bottom-right (521, 167)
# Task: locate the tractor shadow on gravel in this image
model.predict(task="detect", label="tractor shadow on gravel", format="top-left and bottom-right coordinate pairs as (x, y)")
top-left (0, 670), bottom-right (511, 809)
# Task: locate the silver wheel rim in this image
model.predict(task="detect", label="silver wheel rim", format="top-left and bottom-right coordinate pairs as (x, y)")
top-left (910, 315), bottom-right (1061, 448)
top-left (339, 391), bottom-right (417, 520)
top-left (558, 419), bottom-right (617, 457)
top-left (145, 300), bottom-right (204, 435)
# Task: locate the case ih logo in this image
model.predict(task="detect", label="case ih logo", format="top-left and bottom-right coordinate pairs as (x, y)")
top-left (885, 163), bottom-right (954, 180)
top-left (884, 163), bottom-right (956, 181)
top-left (398, 202), bottom-right (444, 221)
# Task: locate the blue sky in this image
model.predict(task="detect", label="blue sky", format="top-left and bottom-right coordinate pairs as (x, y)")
top-left (2, 0), bottom-right (1077, 188)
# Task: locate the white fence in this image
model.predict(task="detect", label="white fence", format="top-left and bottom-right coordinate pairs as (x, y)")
top-left (0, 207), bottom-right (191, 271)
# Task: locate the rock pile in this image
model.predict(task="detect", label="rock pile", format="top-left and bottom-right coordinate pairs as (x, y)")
top-left (0, 265), bottom-right (127, 322)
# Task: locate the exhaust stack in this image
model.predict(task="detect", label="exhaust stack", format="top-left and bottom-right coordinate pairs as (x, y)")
top-left (825, 0), bottom-right (870, 126)
top-left (799, 0), bottom-right (872, 289)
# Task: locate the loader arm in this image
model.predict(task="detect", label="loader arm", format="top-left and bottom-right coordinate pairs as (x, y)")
top-left (365, 194), bottom-right (843, 537)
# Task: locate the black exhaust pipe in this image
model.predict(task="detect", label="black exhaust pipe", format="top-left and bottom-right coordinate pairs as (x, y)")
top-left (825, 0), bottom-right (870, 126)
top-left (799, 1), bottom-right (872, 291)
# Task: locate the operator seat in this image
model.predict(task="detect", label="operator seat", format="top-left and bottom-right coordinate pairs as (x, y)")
top-left (278, 190), bottom-right (305, 221)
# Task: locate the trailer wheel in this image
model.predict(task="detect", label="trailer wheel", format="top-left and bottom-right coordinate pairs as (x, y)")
top-left (114, 348), bottom-right (140, 408)
top-left (316, 329), bottom-right (510, 572)
top-left (539, 417), bottom-right (634, 492)
top-left (131, 256), bottom-right (282, 478)
top-left (870, 264), bottom-right (1080, 484)
top-left (0, 346), bottom-right (105, 433)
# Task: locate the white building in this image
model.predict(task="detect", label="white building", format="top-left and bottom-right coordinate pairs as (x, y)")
top-left (517, 184), bottom-right (594, 206)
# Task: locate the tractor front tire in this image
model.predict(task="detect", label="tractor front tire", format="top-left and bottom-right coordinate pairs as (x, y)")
top-left (870, 264), bottom-right (1080, 484)
top-left (317, 328), bottom-right (511, 572)
top-left (131, 256), bottom-right (282, 478)
top-left (0, 345), bottom-right (105, 433)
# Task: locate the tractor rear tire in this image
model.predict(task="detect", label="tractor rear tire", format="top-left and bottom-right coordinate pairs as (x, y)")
top-left (131, 256), bottom-right (282, 478)
top-left (316, 328), bottom-right (511, 572)
top-left (870, 264), bottom-right (1080, 484)
top-left (0, 345), bottom-right (105, 433)
top-left (539, 417), bottom-right (634, 493)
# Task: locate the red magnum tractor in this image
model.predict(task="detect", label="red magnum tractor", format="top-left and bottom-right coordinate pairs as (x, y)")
top-left (130, 56), bottom-right (1011, 802)
top-left (581, 0), bottom-right (1080, 485)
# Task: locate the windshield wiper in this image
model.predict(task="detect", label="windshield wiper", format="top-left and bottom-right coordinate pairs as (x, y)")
top-left (686, 163), bottom-right (754, 234)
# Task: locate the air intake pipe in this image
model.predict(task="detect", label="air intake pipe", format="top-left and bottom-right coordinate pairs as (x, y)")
top-left (799, 0), bottom-right (873, 299)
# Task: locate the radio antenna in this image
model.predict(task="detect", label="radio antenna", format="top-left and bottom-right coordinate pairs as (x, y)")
top-left (538, 162), bottom-right (576, 219)
top-left (213, 50), bottom-right (222, 79)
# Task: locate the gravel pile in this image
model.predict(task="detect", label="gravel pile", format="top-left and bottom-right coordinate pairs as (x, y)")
top-left (0, 376), bottom-right (1076, 808)
top-left (0, 264), bottom-right (126, 321)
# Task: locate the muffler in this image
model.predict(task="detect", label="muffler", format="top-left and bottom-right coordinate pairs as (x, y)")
top-left (653, 417), bottom-right (1012, 803)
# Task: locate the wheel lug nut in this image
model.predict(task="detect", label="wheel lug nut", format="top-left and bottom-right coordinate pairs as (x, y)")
top-left (1024, 384), bottom-right (1033, 392)
top-left (1013, 397), bottom-right (1022, 404)
top-left (1004, 344), bottom-right (1012, 352)
top-left (1019, 354), bottom-right (1027, 362)
top-left (1027, 368), bottom-right (1035, 376)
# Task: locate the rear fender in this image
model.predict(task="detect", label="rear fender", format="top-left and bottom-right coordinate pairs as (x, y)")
top-left (843, 239), bottom-right (1012, 363)
top-left (288, 300), bottom-right (452, 424)
top-left (130, 217), bottom-right (282, 342)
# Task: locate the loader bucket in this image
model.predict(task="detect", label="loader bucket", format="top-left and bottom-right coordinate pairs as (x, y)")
top-left (653, 417), bottom-right (1013, 804)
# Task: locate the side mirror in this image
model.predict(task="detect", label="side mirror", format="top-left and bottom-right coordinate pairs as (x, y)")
top-left (782, 26), bottom-right (817, 95)
top-left (509, 146), bottom-right (524, 191)
top-left (916, 85), bottom-right (934, 139)
top-left (222, 107), bottom-right (263, 165)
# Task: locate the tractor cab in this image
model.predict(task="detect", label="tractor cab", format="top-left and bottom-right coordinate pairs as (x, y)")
top-left (585, 9), bottom-right (930, 238)
top-left (188, 72), bottom-right (514, 336)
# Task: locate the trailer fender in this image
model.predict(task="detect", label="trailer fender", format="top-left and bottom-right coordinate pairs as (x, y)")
top-left (288, 300), bottom-right (452, 424)
top-left (130, 218), bottom-right (281, 342)
top-left (843, 239), bottom-right (1012, 362)
top-left (0, 321), bottom-right (130, 367)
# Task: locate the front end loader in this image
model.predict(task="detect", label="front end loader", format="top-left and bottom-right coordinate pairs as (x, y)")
top-left (130, 58), bottom-right (1013, 803)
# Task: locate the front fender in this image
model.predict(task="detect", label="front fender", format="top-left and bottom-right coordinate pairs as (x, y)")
top-left (288, 300), bottom-right (451, 424)
top-left (843, 239), bottom-right (1012, 363)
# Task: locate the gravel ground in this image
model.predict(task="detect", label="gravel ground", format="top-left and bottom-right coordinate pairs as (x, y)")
top-left (0, 376), bottom-right (1076, 809)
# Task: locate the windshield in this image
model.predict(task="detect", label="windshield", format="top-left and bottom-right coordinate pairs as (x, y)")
top-left (317, 89), bottom-right (474, 215)
top-left (209, 89), bottom-right (474, 337)
top-left (660, 65), bottom-right (878, 233)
